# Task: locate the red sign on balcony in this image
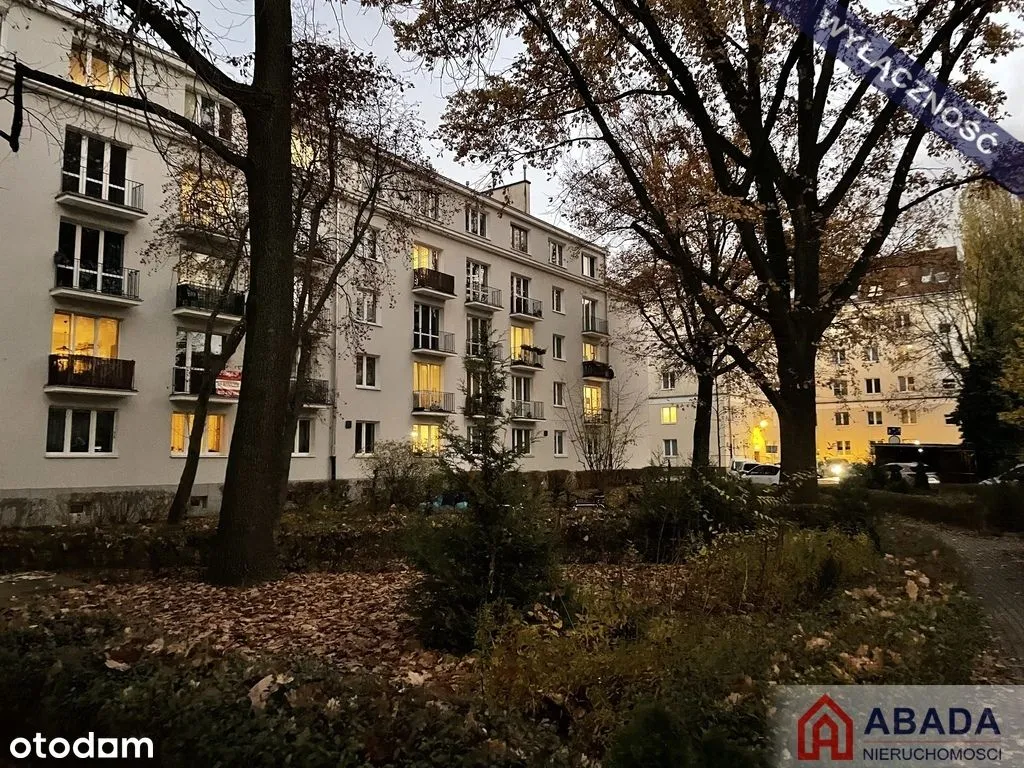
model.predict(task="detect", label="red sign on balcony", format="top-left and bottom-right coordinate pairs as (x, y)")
top-left (215, 368), bottom-right (241, 399)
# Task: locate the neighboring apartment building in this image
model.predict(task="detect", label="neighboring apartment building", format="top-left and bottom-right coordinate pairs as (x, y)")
top-left (0, 0), bottom-right (645, 525)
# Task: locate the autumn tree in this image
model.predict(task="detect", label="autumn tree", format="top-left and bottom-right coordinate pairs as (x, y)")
top-left (560, 374), bottom-right (646, 472)
top-left (389, 0), bottom-right (1019, 497)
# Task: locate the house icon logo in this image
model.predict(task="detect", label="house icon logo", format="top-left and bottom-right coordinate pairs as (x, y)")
top-left (797, 693), bottom-right (854, 761)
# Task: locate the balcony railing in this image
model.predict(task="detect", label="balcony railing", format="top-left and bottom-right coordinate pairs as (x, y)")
top-left (466, 283), bottom-right (502, 308)
top-left (412, 390), bottom-right (456, 413)
top-left (464, 394), bottom-right (503, 417)
top-left (60, 170), bottom-right (144, 210)
top-left (582, 360), bottom-right (615, 380)
top-left (412, 331), bottom-right (456, 354)
top-left (175, 282), bottom-right (246, 316)
top-left (466, 339), bottom-right (502, 358)
top-left (54, 257), bottom-right (140, 300)
top-left (48, 354), bottom-right (135, 390)
top-left (510, 295), bottom-right (543, 318)
top-left (412, 267), bottom-right (456, 296)
top-left (511, 400), bottom-right (544, 420)
top-left (510, 345), bottom-right (545, 369)
top-left (583, 316), bottom-right (609, 335)
top-left (583, 407), bottom-right (613, 425)
top-left (292, 377), bottom-right (331, 405)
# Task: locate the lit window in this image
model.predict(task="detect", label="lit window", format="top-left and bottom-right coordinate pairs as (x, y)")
top-left (663, 439), bottom-right (678, 458)
top-left (178, 169), bottom-right (233, 229)
top-left (354, 421), bottom-right (377, 455)
top-left (293, 418), bottom-right (313, 455)
top-left (553, 430), bottom-right (566, 457)
top-left (865, 378), bottom-right (882, 394)
top-left (355, 355), bottom-right (378, 388)
top-left (170, 412), bottom-right (225, 454)
top-left (836, 440), bottom-right (852, 455)
top-left (51, 311), bottom-right (120, 358)
top-left (69, 44), bottom-right (129, 95)
top-left (834, 412), bottom-right (850, 426)
top-left (552, 334), bottom-right (565, 360)
top-left (411, 423), bottom-right (441, 454)
top-left (661, 405), bottom-right (678, 425)
top-left (412, 243), bottom-right (440, 270)
top-left (583, 342), bottom-right (598, 362)
top-left (511, 224), bottom-right (529, 253)
top-left (867, 411), bottom-right (883, 425)
top-left (46, 407), bottom-right (115, 454)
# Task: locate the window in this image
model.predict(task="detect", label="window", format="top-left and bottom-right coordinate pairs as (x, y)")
top-left (553, 430), bottom-right (566, 457)
top-left (661, 371), bottom-right (677, 390)
top-left (354, 290), bottom-right (378, 324)
top-left (583, 385), bottom-right (603, 416)
top-left (355, 355), bottom-right (377, 388)
top-left (412, 243), bottom-right (440, 270)
top-left (416, 189), bottom-right (441, 220)
top-left (178, 169), bottom-right (232, 228)
top-left (549, 241), bottom-right (565, 267)
top-left (512, 427), bottom-right (532, 453)
top-left (834, 411), bottom-right (850, 426)
top-left (582, 253), bottom-right (598, 278)
top-left (354, 421), bottom-right (377, 455)
top-left (413, 303), bottom-right (442, 349)
top-left (832, 380), bottom-right (848, 397)
top-left (61, 129), bottom-right (130, 205)
top-left (836, 440), bottom-right (852, 456)
top-left (187, 90), bottom-right (233, 141)
top-left (900, 409), bottom-right (918, 425)
top-left (867, 411), bottom-right (883, 425)
top-left (866, 285), bottom-right (883, 298)
top-left (69, 44), bottom-right (129, 95)
top-left (170, 413), bottom-right (224, 454)
top-left (511, 375), bottom-right (532, 404)
top-left (511, 224), bottom-right (529, 253)
top-left (293, 418), bottom-right (313, 455)
top-left (467, 316), bottom-right (492, 356)
top-left (832, 348), bottom-right (847, 365)
top-left (938, 323), bottom-right (952, 335)
top-left (55, 221), bottom-right (127, 295)
top-left (661, 405), bottom-right (678, 425)
top-left (46, 407), bottom-right (115, 454)
top-left (551, 287), bottom-right (564, 313)
top-left (465, 206), bottom-right (488, 237)
top-left (553, 381), bottom-right (566, 407)
top-left (942, 378), bottom-right (957, 390)
top-left (411, 424), bottom-right (441, 454)
top-left (510, 324), bottom-right (534, 354)
top-left (413, 361), bottom-right (442, 393)
top-left (357, 227), bottom-right (380, 262)
top-left (466, 260), bottom-right (490, 289)
top-left (467, 425), bottom-right (484, 455)
top-left (865, 345), bottom-right (880, 363)
top-left (174, 329), bottom-right (225, 394)
top-left (898, 375), bottom-right (916, 392)
top-left (51, 312), bottom-right (119, 358)
top-left (583, 342), bottom-right (598, 362)
top-left (663, 439), bottom-right (679, 458)
top-left (865, 378), bottom-right (882, 394)
top-left (511, 275), bottom-right (532, 312)
top-left (935, 271), bottom-right (949, 283)
top-left (895, 312), bottom-right (911, 329)
top-left (552, 334), bottom-right (565, 360)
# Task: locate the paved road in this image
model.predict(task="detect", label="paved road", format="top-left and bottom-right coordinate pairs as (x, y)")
top-left (904, 521), bottom-right (1024, 677)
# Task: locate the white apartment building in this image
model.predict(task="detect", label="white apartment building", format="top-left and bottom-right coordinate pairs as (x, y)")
top-left (0, 0), bottom-right (646, 525)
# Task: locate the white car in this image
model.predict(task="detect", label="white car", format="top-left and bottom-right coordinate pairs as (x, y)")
top-left (729, 458), bottom-right (761, 477)
top-left (743, 464), bottom-right (781, 485)
top-left (979, 464), bottom-right (1024, 485)
top-left (883, 462), bottom-right (940, 485)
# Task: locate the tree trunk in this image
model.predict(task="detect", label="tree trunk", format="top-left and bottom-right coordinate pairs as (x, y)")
top-left (207, 0), bottom-right (294, 586)
top-left (691, 371), bottom-right (714, 469)
top-left (775, 346), bottom-right (819, 502)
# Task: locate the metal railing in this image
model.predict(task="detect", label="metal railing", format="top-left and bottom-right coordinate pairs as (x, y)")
top-left (412, 267), bottom-right (456, 296)
top-left (582, 360), bottom-right (615, 379)
top-left (412, 390), bottom-right (455, 413)
top-left (54, 257), bottom-right (140, 300)
top-left (466, 283), bottom-right (502, 307)
top-left (175, 282), bottom-right (246, 316)
top-left (583, 408), bottom-right (613, 425)
top-left (510, 345), bottom-right (544, 368)
top-left (412, 331), bottom-right (455, 354)
top-left (48, 354), bottom-right (135, 390)
top-left (510, 295), bottom-right (543, 318)
top-left (292, 377), bottom-right (331, 405)
top-left (583, 315), bottom-right (609, 335)
top-left (464, 394), bottom-right (503, 417)
top-left (60, 170), bottom-right (144, 210)
top-left (466, 339), bottom-right (502, 358)
top-left (511, 400), bottom-right (544, 420)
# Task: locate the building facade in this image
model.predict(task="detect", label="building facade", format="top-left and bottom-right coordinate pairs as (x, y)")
top-left (0, 0), bottom-right (646, 525)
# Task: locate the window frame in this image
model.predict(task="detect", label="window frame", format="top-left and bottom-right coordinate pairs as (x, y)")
top-left (865, 378), bottom-right (882, 394)
top-left (170, 412), bottom-right (225, 456)
top-left (511, 427), bottom-right (533, 454)
top-left (582, 253), bottom-right (598, 278)
top-left (45, 407), bottom-right (117, 456)
top-left (293, 417), bottom-right (313, 456)
top-left (69, 43), bottom-right (130, 95)
top-left (510, 224), bottom-right (529, 253)
top-left (867, 410), bottom-right (883, 425)
top-left (551, 286), bottom-right (564, 313)
top-left (660, 405), bottom-right (678, 425)
top-left (552, 334), bottom-right (565, 360)
top-left (661, 371), bottom-right (677, 390)
top-left (465, 205), bottom-right (488, 238)
top-left (354, 421), bottom-right (377, 456)
top-left (549, 240), bottom-right (565, 268)
top-left (663, 438), bottom-right (679, 458)
top-left (552, 381), bottom-right (566, 407)
top-left (834, 411), bottom-right (850, 426)
top-left (353, 289), bottom-right (379, 325)
top-left (355, 354), bottom-right (379, 389)
top-left (553, 430), bottom-right (567, 457)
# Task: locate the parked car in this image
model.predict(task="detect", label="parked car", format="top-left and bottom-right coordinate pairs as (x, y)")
top-left (743, 464), bottom-right (781, 486)
top-left (729, 458), bottom-right (761, 476)
top-left (883, 462), bottom-right (940, 485)
top-left (979, 464), bottom-right (1024, 485)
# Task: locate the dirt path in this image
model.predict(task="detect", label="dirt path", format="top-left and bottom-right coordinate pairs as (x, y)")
top-left (0, 571), bottom-right (86, 606)
top-left (903, 520), bottom-right (1024, 677)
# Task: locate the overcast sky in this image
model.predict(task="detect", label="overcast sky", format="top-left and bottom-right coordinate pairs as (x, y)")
top-left (194, 0), bottom-right (1024, 238)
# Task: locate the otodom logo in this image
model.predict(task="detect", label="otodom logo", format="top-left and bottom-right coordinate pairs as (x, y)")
top-left (797, 694), bottom-right (854, 761)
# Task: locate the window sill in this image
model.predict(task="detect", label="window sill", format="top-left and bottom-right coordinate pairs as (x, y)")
top-left (45, 452), bottom-right (118, 459)
top-left (292, 452), bottom-right (315, 458)
top-left (553, 309), bottom-right (566, 315)
top-left (355, 320), bottom-right (383, 328)
top-left (170, 453), bottom-right (226, 458)
top-left (553, 454), bottom-right (567, 459)
top-left (553, 357), bottom-right (566, 362)
top-left (355, 386), bottom-right (381, 391)
top-left (553, 403), bottom-right (566, 409)
top-left (353, 452), bottom-right (374, 458)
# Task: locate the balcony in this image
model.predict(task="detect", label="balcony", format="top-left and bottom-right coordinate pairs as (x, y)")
top-left (583, 407), bottom-right (613, 425)
top-left (170, 366), bottom-right (240, 403)
top-left (582, 360), bottom-right (615, 381)
top-left (582, 315), bottom-right (610, 337)
top-left (412, 331), bottom-right (456, 357)
top-left (173, 283), bottom-right (246, 321)
top-left (46, 354), bottom-right (136, 395)
top-left (465, 283), bottom-right (502, 311)
top-left (412, 390), bottom-right (456, 415)
top-left (510, 295), bottom-right (543, 321)
top-left (510, 400), bottom-right (544, 421)
top-left (292, 377), bottom-right (332, 408)
top-left (56, 172), bottom-right (146, 220)
top-left (510, 345), bottom-right (545, 371)
top-left (52, 258), bottom-right (141, 307)
top-left (412, 268), bottom-right (456, 299)
top-left (464, 394), bottom-right (503, 418)
top-left (466, 339), bottom-right (502, 359)
top-left (174, 211), bottom-right (239, 246)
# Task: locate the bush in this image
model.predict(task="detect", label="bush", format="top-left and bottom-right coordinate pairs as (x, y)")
top-left (975, 483), bottom-right (1024, 531)
top-left (362, 440), bottom-right (442, 509)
